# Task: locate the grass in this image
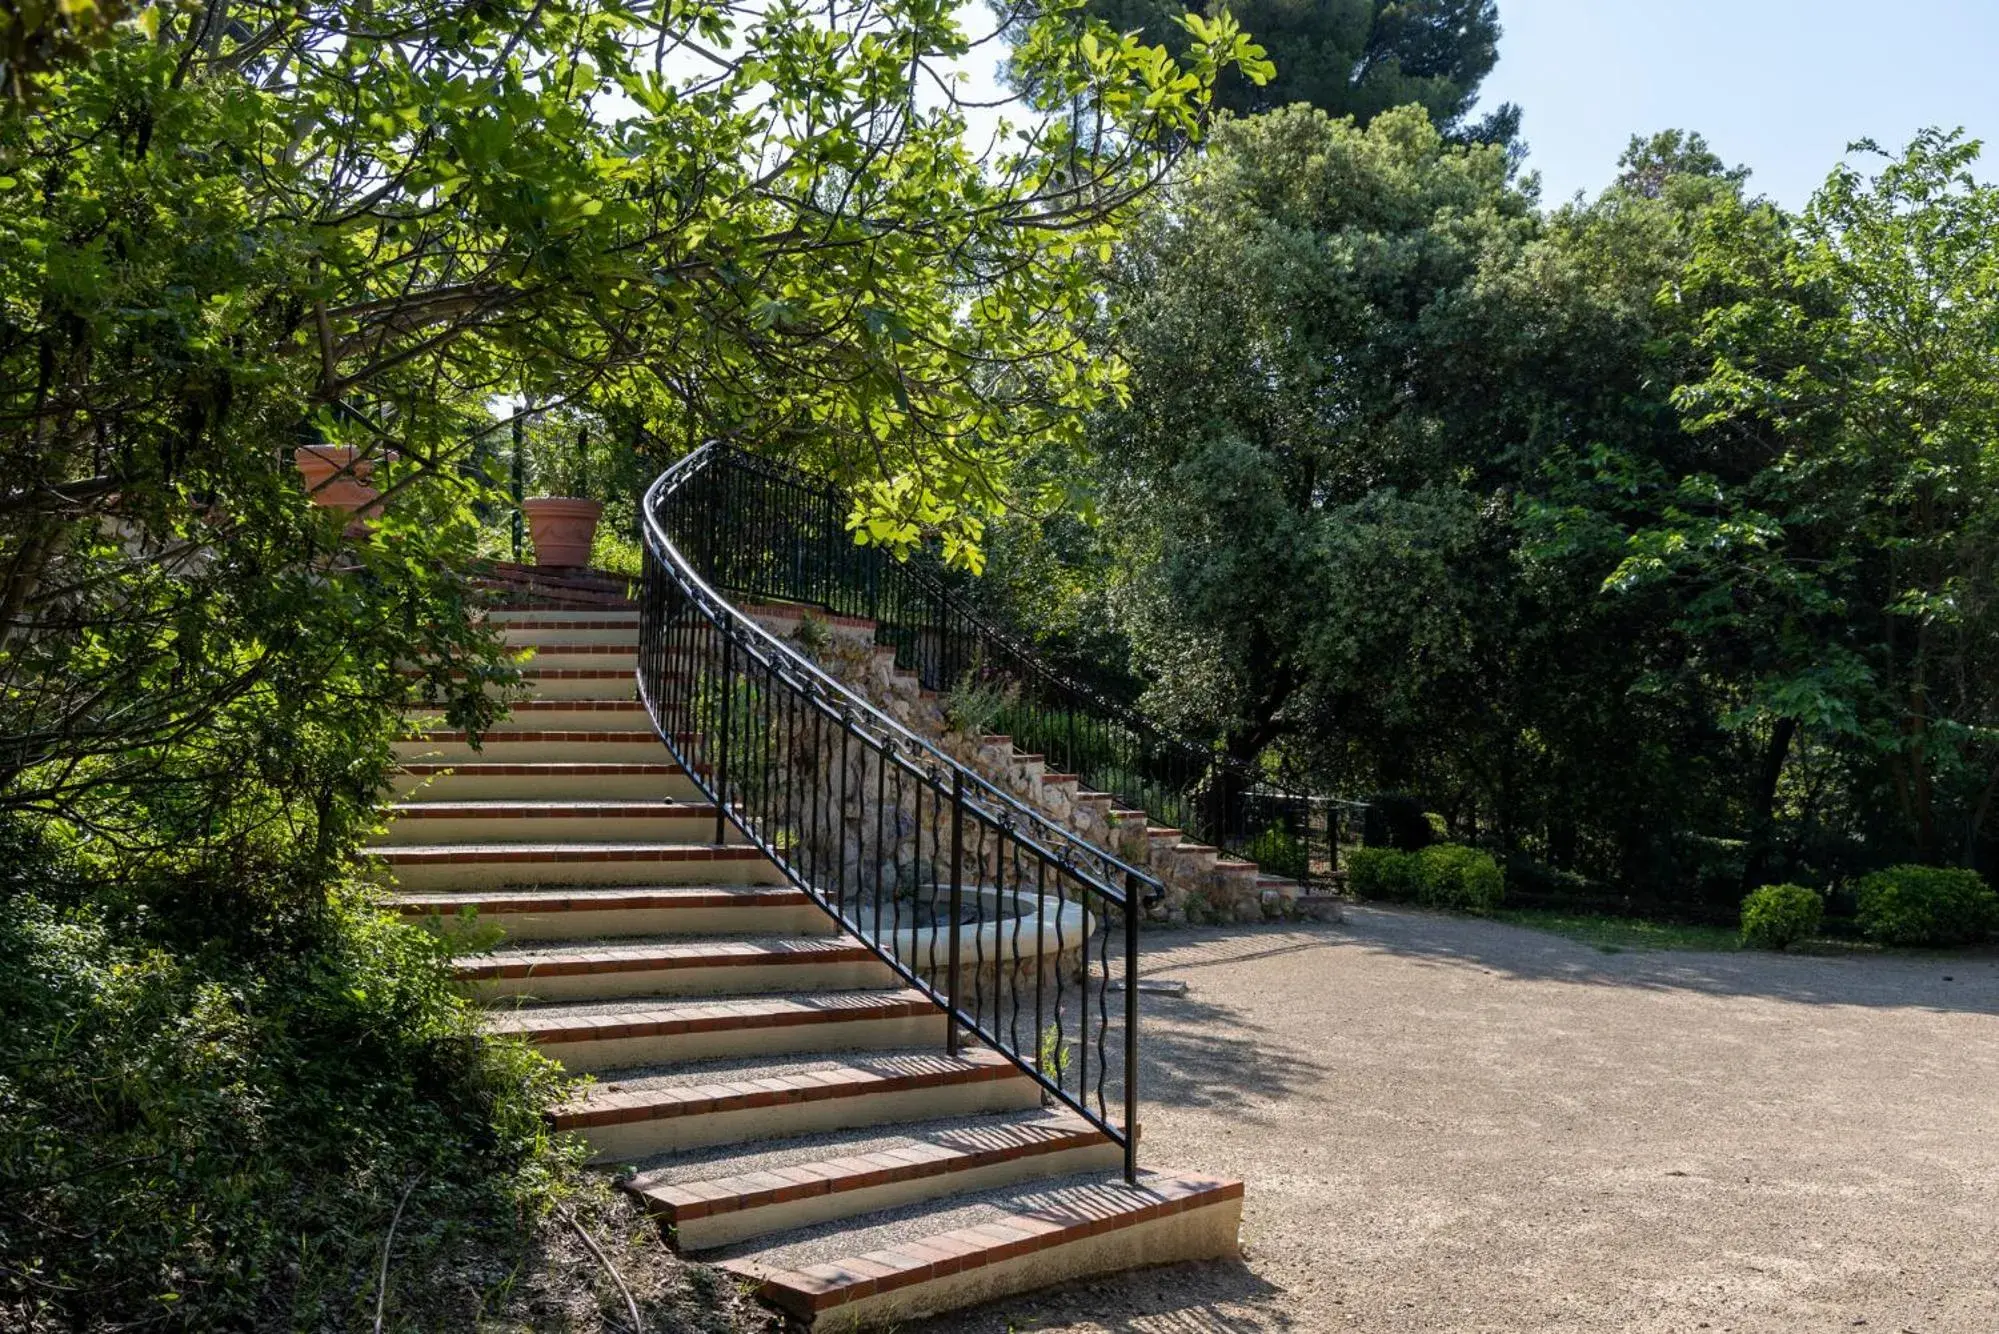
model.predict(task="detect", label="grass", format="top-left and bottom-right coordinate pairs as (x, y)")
top-left (1492, 908), bottom-right (1744, 954)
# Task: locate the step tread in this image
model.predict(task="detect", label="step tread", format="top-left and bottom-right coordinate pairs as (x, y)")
top-left (717, 1171), bottom-right (1241, 1316)
top-left (387, 800), bottom-right (718, 818)
top-left (390, 885), bottom-right (811, 914)
top-left (494, 987), bottom-right (936, 1043)
top-left (479, 700), bottom-right (648, 712)
top-left (370, 841), bottom-right (765, 862)
top-left (627, 1111), bottom-right (1107, 1225)
top-left (455, 936), bottom-right (876, 979)
top-left (514, 643), bottom-right (640, 654)
top-left (396, 761), bottom-right (692, 775)
top-left (552, 1049), bottom-right (1020, 1131)
top-left (403, 729), bottom-right (661, 742)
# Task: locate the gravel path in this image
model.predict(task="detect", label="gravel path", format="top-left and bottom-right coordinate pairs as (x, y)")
top-left (912, 905), bottom-right (1999, 1333)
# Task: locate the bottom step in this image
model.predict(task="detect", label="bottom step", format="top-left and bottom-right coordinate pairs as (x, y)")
top-left (719, 1170), bottom-right (1242, 1332)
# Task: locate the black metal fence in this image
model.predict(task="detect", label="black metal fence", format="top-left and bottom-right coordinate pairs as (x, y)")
top-left (640, 446), bottom-right (1162, 1181)
top-left (688, 445), bottom-right (1346, 886)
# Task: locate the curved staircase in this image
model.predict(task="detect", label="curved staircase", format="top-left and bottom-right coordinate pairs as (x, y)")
top-left (374, 569), bottom-right (1242, 1331)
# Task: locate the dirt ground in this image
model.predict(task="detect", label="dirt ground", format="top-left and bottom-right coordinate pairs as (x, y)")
top-left (912, 905), bottom-right (1999, 1334)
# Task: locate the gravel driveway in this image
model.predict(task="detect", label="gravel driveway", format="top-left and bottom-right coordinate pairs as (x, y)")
top-left (912, 904), bottom-right (1999, 1333)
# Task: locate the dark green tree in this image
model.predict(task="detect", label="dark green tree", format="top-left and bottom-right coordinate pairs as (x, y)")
top-left (1015, 0), bottom-right (1508, 132)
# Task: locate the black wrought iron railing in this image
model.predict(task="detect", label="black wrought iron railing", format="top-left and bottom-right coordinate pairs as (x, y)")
top-left (640, 446), bottom-right (1160, 1181)
top-left (687, 444), bottom-right (1349, 886)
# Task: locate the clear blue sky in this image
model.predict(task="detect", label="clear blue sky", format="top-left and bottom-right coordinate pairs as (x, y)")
top-left (1476, 0), bottom-right (1999, 208)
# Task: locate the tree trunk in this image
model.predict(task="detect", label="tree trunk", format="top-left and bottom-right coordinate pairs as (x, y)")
top-left (1739, 716), bottom-right (1798, 894)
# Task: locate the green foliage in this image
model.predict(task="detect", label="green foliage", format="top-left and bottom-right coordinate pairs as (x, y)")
top-left (1243, 823), bottom-right (1309, 881)
top-left (789, 612), bottom-right (835, 656)
top-left (1018, 0), bottom-right (1505, 134)
top-left (1606, 129), bottom-right (1999, 870)
top-left (1738, 883), bottom-right (1825, 950)
top-left (1413, 844), bottom-right (1505, 913)
top-left (0, 872), bottom-right (573, 1328)
top-left (1348, 842), bottom-right (1501, 912)
top-left (1854, 865), bottom-right (1998, 948)
top-left (1345, 846), bottom-right (1420, 903)
top-left (943, 672), bottom-right (1021, 737)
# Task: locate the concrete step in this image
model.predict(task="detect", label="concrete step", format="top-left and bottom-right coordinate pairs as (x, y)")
top-left (392, 761), bottom-right (703, 803)
top-left (494, 988), bottom-right (946, 1074)
top-left (717, 1170), bottom-right (1242, 1331)
top-left (513, 668), bottom-right (640, 701)
top-left (455, 936), bottom-right (899, 1003)
top-left (367, 840), bottom-right (780, 891)
top-left (627, 1111), bottom-right (1119, 1251)
top-left (393, 729), bottom-right (665, 765)
top-left (373, 799), bottom-right (729, 846)
top-left (410, 699), bottom-right (653, 733)
top-left (487, 608), bottom-right (642, 626)
top-left (499, 620), bottom-right (641, 646)
top-left (515, 643), bottom-right (639, 671)
top-left (392, 884), bottom-right (838, 941)
top-left (550, 1048), bottom-right (1039, 1162)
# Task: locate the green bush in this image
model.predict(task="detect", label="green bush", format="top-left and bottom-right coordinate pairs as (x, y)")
top-left (1739, 882), bottom-right (1824, 950)
top-left (1345, 846), bottom-right (1419, 902)
top-left (0, 875), bottom-right (584, 1329)
top-left (1243, 823), bottom-right (1309, 881)
top-left (1414, 844), bottom-right (1505, 914)
top-left (1854, 864), bottom-right (1998, 947)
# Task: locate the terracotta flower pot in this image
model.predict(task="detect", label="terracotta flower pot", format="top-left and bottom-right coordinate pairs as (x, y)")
top-left (522, 497), bottom-right (604, 568)
top-left (294, 445), bottom-right (383, 515)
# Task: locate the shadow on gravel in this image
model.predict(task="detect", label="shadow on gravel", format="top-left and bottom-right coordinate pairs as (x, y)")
top-left (903, 1256), bottom-right (1292, 1333)
top-left (1331, 904), bottom-right (1999, 1017)
top-left (1132, 986), bottom-right (1331, 1116)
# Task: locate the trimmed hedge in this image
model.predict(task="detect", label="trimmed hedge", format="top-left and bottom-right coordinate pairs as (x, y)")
top-left (1739, 883), bottom-right (1823, 950)
top-left (1347, 843), bottom-right (1503, 914)
top-left (1414, 844), bottom-right (1505, 913)
top-left (1854, 864), bottom-right (1997, 947)
top-left (1346, 846), bottom-right (1417, 902)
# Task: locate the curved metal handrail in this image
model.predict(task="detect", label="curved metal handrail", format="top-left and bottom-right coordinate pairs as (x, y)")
top-left (705, 443), bottom-right (1343, 882)
top-left (637, 444), bottom-right (1152, 1180)
top-left (643, 448), bottom-right (1163, 904)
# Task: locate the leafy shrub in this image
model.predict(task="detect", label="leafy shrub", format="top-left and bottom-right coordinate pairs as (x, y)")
top-left (1346, 846), bottom-right (1419, 902)
top-left (1414, 843), bottom-right (1505, 913)
top-left (0, 875), bottom-right (585, 1329)
top-left (1362, 792), bottom-right (1435, 852)
top-left (942, 670), bottom-right (1019, 736)
top-left (1854, 864), bottom-right (1998, 947)
top-left (1739, 883), bottom-right (1824, 950)
top-left (1244, 823), bottom-right (1309, 881)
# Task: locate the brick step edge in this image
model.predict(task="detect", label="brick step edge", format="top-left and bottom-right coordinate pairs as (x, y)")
top-left (723, 1173), bottom-right (1242, 1321)
top-left (389, 885), bottom-right (812, 916)
top-left (495, 989), bottom-right (935, 1046)
top-left (629, 1117), bottom-right (1107, 1228)
top-left (551, 1049), bottom-right (1021, 1132)
top-left (455, 938), bottom-right (875, 981)
top-left (368, 843), bottom-right (768, 864)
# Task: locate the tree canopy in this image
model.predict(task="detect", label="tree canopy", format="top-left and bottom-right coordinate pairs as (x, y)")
top-left (1014, 0), bottom-right (1509, 134)
top-left (1044, 104), bottom-right (1999, 912)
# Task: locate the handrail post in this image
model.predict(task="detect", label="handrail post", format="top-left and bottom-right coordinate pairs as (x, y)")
top-left (946, 768), bottom-right (965, 1057)
top-left (1124, 870), bottom-right (1141, 1184)
top-left (714, 613), bottom-right (733, 846)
